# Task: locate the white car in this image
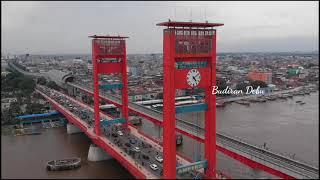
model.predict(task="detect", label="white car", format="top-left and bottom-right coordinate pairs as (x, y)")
top-left (149, 163), bottom-right (158, 171)
top-left (117, 130), bottom-right (123, 136)
top-left (155, 155), bottom-right (163, 163)
top-left (132, 146), bottom-right (140, 152)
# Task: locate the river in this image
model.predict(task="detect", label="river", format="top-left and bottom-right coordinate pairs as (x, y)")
top-left (1, 92), bottom-right (318, 179)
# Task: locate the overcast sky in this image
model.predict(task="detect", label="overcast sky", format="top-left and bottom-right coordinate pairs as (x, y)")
top-left (1, 1), bottom-right (319, 55)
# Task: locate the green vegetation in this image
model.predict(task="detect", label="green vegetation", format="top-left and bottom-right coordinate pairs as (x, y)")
top-left (1, 70), bottom-right (46, 125)
top-left (250, 80), bottom-right (268, 88)
top-left (47, 80), bottom-right (60, 90)
top-left (216, 78), bottom-right (228, 96)
top-left (236, 80), bottom-right (267, 92)
top-left (37, 76), bottom-right (47, 85)
top-left (1, 70), bottom-right (35, 95)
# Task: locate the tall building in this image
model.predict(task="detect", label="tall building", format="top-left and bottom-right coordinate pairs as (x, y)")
top-left (248, 70), bottom-right (272, 84)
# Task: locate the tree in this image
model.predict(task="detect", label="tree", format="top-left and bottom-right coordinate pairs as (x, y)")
top-left (26, 103), bottom-right (44, 114)
top-left (46, 81), bottom-right (59, 90)
top-left (18, 77), bottom-right (35, 93)
top-left (216, 78), bottom-right (227, 89)
top-left (37, 77), bottom-right (47, 85)
top-left (250, 80), bottom-right (268, 88)
top-left (236, 82), bottom-right (249, 91)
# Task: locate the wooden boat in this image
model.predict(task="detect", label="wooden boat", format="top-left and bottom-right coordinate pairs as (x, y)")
top-left (268, 96), bottom-right (277, 101)
top-left (216, 101), bottom-right (225, 107)
top-left (256, 98), bottom-right (267, 102)
top-left (235, 100), bottom-right (250, 106)
top-left (46, 158), bottom-right (81, 171)
top-left (310, 89), bottom-right (316, 93)
top-left (296, 100), bottom-right (302, 103)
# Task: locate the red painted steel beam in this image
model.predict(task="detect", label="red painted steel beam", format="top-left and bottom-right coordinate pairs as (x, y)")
top-left (204, 31), bottom-right (217, 178)
top-left (94, 138), bottom-right (146, 179)
top-left (121, 40), bottom-right (129, 129)
top-left (216, 146), bottom-right (295, 179)
top-left (93, 42), bottom-right (101, 136)
top-left (69, 85), bottom-right (297, 179)
top-left (37, 90), bottom-right (146, 179)
top-left (162, 29), bottom-right (177, 179)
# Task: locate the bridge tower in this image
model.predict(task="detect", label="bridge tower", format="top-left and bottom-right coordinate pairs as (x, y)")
top-left (157, 21), bottom-right (223, 178)
top-left (89, 35), bottom-right (129, 136)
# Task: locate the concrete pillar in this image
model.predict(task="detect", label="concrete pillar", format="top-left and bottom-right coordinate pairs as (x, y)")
top-left (87, 144), bottom-right (112, 161)
top-left (66, 123), bottom-right (82, 134)
top-left (153, 123), bottom-right (162, 138)
top-left (67, 86), bottom-right (74, 96)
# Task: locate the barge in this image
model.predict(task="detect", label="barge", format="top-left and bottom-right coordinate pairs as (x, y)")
top-left (46, 158), bottom-right (81, 171)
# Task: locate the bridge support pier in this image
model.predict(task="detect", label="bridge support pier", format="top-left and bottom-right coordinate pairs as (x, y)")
top-left (67, 86), bottom-right (74, 96)
top-left (87, 144), bottom-right (112, 161)
top-left (66, 123), bottom-right (82, 134)
top-left (153, 123), bottom-right (162, 138)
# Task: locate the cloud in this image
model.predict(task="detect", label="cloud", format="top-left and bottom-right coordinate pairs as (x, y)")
top-left (1, 1), bottom-right (318, 54)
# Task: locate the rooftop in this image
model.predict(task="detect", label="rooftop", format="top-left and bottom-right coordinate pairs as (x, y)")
top-left (156, 21), bottom-right (224, 28)
top-left (89, 35), bottom-right (129, 39)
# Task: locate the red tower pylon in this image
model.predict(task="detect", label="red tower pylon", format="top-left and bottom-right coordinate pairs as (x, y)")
top-left (89, 35), bottom-right (129, 136)
top-left (157, 21), bottom-right (224, 179)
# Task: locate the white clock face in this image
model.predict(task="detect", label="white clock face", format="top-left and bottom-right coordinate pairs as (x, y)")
top-left (186, 69), bottom-right (201, 87)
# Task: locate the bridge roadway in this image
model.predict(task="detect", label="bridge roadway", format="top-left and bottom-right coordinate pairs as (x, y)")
top-left (35, 85), bottom-right (220, 179)
top-left (68, 82), bottom-right (319, 179)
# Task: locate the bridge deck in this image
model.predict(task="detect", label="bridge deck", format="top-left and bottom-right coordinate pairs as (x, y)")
top-left (68, 82), bottom-right (319, 179)
top-left (36, 86), bottom-right (225, 179)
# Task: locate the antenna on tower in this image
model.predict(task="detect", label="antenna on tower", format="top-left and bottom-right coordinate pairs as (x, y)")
top-left (190, 7), bottom-right (193, 22)
top-left (205, 7), bottom-right (207, 22)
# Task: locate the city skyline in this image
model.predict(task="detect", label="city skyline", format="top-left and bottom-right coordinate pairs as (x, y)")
top-left (2, 1), bottom-right (319, 54)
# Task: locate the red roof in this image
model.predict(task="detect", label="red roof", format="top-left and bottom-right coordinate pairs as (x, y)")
top-left (89, 35), bottom-right (128, 39)
top-left (157, 21), bottom-right (224, 28)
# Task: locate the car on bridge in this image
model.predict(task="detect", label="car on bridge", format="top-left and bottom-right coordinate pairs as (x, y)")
top-left (125, 142), bottom-right (132, 148)
top-left (155, 155), bottom-right (163, 163)
top-left (132, 146), bottom-right (141, 153)
top-left (117, 130), bottom-right (124, 136)
top-left (149, 163), bottom-right (159, 171)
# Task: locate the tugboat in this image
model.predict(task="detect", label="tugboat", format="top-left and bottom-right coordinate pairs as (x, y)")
top-left (46, 158), bottom-right (81, 171)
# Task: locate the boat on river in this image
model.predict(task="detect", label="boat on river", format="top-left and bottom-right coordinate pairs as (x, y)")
top-left (46, 158), bottom-right (81, 171)
top-left (216, 101), bottom-right (225, 107)
top-left (235, 100), bottom-right (250, 106)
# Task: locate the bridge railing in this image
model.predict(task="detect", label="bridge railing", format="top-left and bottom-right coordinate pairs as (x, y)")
top-left (217, 131), bottom-right (319, 170)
